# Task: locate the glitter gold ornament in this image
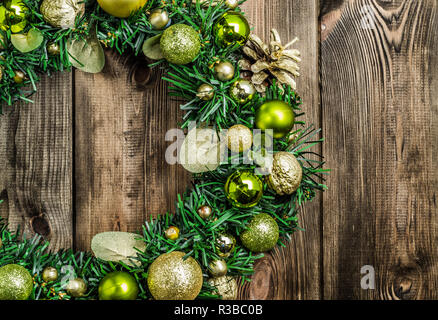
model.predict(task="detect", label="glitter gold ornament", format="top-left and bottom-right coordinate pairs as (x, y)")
top-left (47, 42), bottom-right (60, 56)
top-left (98, 271), bottom-right (139, 300)
top-left (148, 8), bottom-right (169, 30)
top-left (208, 259), bottom-right (228, 277)
top-left (226, 124), bottom-right (253, 153)
top-left (147, 251), bottom-right (203, 300)
top-left (66, 278), bottom-right (87, 298)
top-left (255, 100), bottom-right (295, 139)
top-left (197, 205), bottom-right (213, 220)
top-left (40, 0), bottom-right (85, 29)
top-left (0, 264), bottom-right (33, 300)
top-left (240, 213), bottom-right (279, 253)
top-left (42, 267), bottom-right (58, 283)
top-left (213, 11), bottom-right (250, 48)
top-left (165, 226), bottom-right (180, 240)
top-left (208, 276), bottom-right (238, 300)
top-left (160, 24), bottom-right (201, 65)
top-left (0, 0), bottom-right (28, 33)
top-left (268, 152), bottom-right (302, 195)
top-left (214, 61), bottom-right (235, 82)
top-left (229, 79), bottom-right (256, 104)
top-left (196, 83), bottom-right (215, 101)
top-left (97, 0), bottom-right (147, 18)
top-left (215, 233), bottom-right (236, 258)
top-left (225, 170), bottom-right (263, 208)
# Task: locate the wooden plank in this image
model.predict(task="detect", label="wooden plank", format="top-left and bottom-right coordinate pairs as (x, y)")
top-left (238, 0), bottom-right (321, 300)
top-left (321, 0), bottom-right (438, 299)
top-left (0, 72), bottom-right (73, 250)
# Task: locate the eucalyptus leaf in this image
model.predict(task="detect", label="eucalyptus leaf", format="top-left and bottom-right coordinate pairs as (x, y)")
top-left (11, 29), bottom-right (44, 53)
top-left (91, 232), bottom-right (146, 266)
top-left (67, 32), bottom-right (105, 73)
top-left (142, 34), bottom-right (164, 60)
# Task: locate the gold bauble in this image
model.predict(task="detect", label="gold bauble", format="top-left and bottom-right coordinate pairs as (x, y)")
top-left (149, 8), bottom-right (169, 30)
top-left (13, 70), bottom-right (25, 84)
top-left (197, 205), bottom-right (213, 220)
top-left (208, 259), bottom-right (228, 277)
top-left (164, 226), bottom-right (180, 240)
top-left (229, 79), bottom-right (256, 104)
top-left (226, 124), bottom-right (253, 153)
top-left (215, 233), bottom-right (236, 258)
top-left (97, 0), bottom-right (147, 18)
top-left (268, 152), bottom-right (303, 195)
top-left (40, 0), bottom-right (85, 29)
top-left (196, 83), bottom-right (215, 101)
top-left (66, 278), bottom-right (87, 298)
top-left (42, 267), bottom-right (58, 283)
top-left (214, 61), bottom-right (235, 82)
top-left (47, 42), bottom-right (60, 56)
top-left (208, 276), bottom-right (238, 300)
top-left (147, 251), bottom-right (203, 300)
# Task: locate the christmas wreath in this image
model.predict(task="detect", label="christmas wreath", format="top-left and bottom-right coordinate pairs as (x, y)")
top-left (0, 0), bottom-right (328, 300)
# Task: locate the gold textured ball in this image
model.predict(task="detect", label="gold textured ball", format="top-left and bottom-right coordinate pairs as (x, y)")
top-left (214, 61), bottom-right (235, 82)
top-left (226, 124), bottom-right (253, 153)
top-left (240, 213), bottom-right (279, 253)
top-left (208, 276), bottom-right (238, 300)
top-left (215, 233), bottom-right (236, 258)
top-left (66, 278), bottom-right (87, 298)
top-left (164, 226), bottom-right (180, 241)
top-left (0, 264), bottom-right (33, 300)
top-left (149, 8), bottom-right (169, 30)
top-left (160, 24), bottom-right (201, 65)
top-left (47, 42), bottom-right (60, 56)
top-left (97, 0), bottom-right (147, 18)
top-left (208, 259), bottom-right (228, 277)
top-left (268, 152), bottom-right (303, 195)
top-left (40, 0), bottom-right (85, 28)
top-left (229, 79), bottom-right (256, 104)
top-left (147, 251), bottom-right (203, 300)
top-left (42, 267), bottom-right (58, 283)
top-left (197, 205), bottom-right (213, 220)
top-left (197, 83), bottom-right (215, 101)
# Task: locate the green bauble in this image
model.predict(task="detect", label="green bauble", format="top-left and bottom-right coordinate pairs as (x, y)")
top-left (229, 79), bottom-right (256, 104)
top-left (98, 271), bottom-right (139, 300)
top-left (0, 0), bottom-right (28, 33)
top-left (255, 100), bottom-right (295, 139)
top-left (160, 24), bottom-right (201, 65)
top-left (0, 264), bottom-right (33, 300)
top-left (241, 213), bottom-right (279, 253)
top-left (225, 170), bottom-right (263, 208)
top-left (213, 11), bottom-right (250, 48)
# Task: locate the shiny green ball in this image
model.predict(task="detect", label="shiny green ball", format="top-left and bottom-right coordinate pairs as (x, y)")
top-left (160, 24), bottom-right (201, 65)
top-left (98, 271), bottom-right (139, 300)
top-left (0, 264), bottom-right (33, 300)
top-left (255, 100), bottom-right (295, 139)
top-left (0, 1), bottom-right (29, 33)
top-left (213, 11), bottom-right (250, 48)
top-left (229, 79), bottom-right (256, 104)
top-left (241, 213), bottom-right (279, 253)
top-left (225, 170), bottom-right (263, 208)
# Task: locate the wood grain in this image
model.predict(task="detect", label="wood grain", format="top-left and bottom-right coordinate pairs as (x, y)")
top-left (0, 72), bottom-right (73, 249)
top-left (321, 0), bottom-right (438, 299)
top-left (237, 0), bottom-right (321, 300)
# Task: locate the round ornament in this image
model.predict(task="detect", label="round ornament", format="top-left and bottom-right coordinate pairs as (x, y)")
top-left (208, 259), bottom-right (228, 277)
top-left (165, 226), bottom-right (180, 240)
top-left (268, 152), bottom-right (302, 195)
top-left (197, 205), bottom-right (213, 220)
top-left (42, 267), bottom-right (58, 283)
top-left (40, 0), bottom-right (85, 29)
top-left (149, 8), bottom-right (169, 30)
top-left (13, 70), bottom-right (25, 84)
top-left (226, 124), bottom-right (253, 153)
top-left (213, 11), bottom-right (250, 48)
top-left (66, 278), bottom-right (87, 298)
top-left (224, 170), bottom-right (263, 208)
top-left (0, 264), bottom-right (33, 300)
top-left (208, 276), bottom-right (238, 300)
top-left (197, 83), bottom-right (215, 101)
top-left (160, 24), bottom-right (201, 65)
top-left (214, 61), bottom-right (235, 81)
top-left (47, 42), bottom-right (60, 56)
top-left (240, 213), bottom-right (279, 253)
top-left (229, 79), bottom-right (256, 104)
top-left (97, 0), bottom-right (147, 18)
top-left (215, 233), bottom-right (236, 258)
top-left (255, 100), bottom-right (295, 139)
top-left (98, 271), bottom-right (139, 300)
top-left (147, 251), bottom-right (203, 300)
top-left (0, 0), bottom-right (28, 33)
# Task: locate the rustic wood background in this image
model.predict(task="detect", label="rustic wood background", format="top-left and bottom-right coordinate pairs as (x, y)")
top-left (0, 0), bottom-right (437, 299)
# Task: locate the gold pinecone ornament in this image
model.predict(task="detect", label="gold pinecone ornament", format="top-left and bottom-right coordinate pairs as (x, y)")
top-left (239, 29), bottom-right (301, 93)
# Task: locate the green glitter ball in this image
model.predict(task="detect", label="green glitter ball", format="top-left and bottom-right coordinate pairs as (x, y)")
top-left (241, 213), bottom-right (279, 253)
top-left (213, 11), bottom-right (250, 48)
top-left (0, 264), bottom-right (33, 300)
top-left (160, 24), bottom-right (201, 65)
top-left (225, 170), bottom-right (263, 208)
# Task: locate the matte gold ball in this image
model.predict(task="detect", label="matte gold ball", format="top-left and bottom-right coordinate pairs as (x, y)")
top-left (66, 278), bottom-right (87, 298)
top-left (268, 152), bottom-right (303, 195)
top-left (197, 84), bottom-right (215, 101)
top-left (214, 61), bottom-right (235, 82)
top-left (149, 8), bottom-right (169, 30)
top-left (42, 267), bottom-right (58, 283)
top-left (208, 259), bottom-right (228, 277)
top-left (165, 226), bottom-right (180, 240)
top-left (197, 205), bottom-right (213, 219)
top-left (208, 276), bottom-right (238, 300)
top-left (226, 124), bottom-right (253, 153)
top-left (215, 233), bottom-right (236, 258)
top-left (147, 251), bottom-right (203, 300)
